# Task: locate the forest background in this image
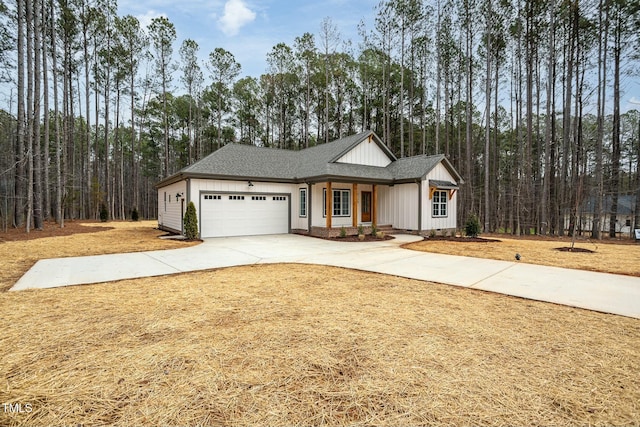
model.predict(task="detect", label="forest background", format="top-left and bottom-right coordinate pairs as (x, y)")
top-left (0, 0), bottom-right (639, 238)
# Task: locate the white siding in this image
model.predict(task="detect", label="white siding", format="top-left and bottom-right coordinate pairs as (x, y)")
top-left (310, 182), bottom-right (355, 228)
top-left (422, 163), bottom-right (459, 231)
top-left (377, 185), bottom-right (392, 225)
top-left (336, 139), bottom-right (392, 167)
top-left (389, 183), bottom-right (419, 230)
top-left (157, 181), bottom-right (187, 233)
top-left (292, 185), bottom-right (310, 231)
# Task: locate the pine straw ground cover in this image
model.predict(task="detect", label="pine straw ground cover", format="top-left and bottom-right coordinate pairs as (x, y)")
top-left (404, 235), bottom-right (640, 276)
top-left (0, 220), bottom-right (199, 292)
top-left (1, 264), bottom-right (639, 427)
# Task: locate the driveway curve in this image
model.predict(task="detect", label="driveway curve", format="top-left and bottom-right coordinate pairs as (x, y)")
top-left (11, 234), bottom-right (640, 319)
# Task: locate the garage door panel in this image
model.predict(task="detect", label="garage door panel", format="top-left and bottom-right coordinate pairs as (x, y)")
top-left (200, 194), bottom-right (289, 238)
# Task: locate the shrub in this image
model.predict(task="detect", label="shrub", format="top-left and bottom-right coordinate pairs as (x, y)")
top-left (99, 204), bottom-right (108, 222)
top-left (370, 224), bottom-right (378, 236)
top-left (465, 214), bottom-right (481, 237)
top-left (131, 207), bottom-right (139, 222)
top-left (183, 201), bottom-right (198, 240)
top-left (339, 226), bottom-right (347, 238)
top-left (357, 225), bottom-right (365, 235)
top-left (429, 229), bottom-right (436, 238)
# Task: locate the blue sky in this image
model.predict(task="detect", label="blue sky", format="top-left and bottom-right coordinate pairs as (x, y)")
top-left (117, 0), bottom-right (378, 79)
top-left (116, 0), bottom-right (640, 112)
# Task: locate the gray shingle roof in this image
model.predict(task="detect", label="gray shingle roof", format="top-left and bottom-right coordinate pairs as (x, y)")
top-left (157, 131), bottom-right (463, 187)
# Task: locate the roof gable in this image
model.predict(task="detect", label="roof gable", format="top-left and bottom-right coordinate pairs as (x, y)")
top-left (335, 133), bottom-right (394, 167)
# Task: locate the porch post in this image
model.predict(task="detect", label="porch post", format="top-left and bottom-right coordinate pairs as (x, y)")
top-left (417, 180), bottom-right (422, 232)
top-left (352, 183), bottom-right (358, 227)
top-left (372, 184), bottom-right (378, 227)
top-left (307, 183), bottom-right (313, 233)
top-left (326, 181), bottom-right (332, 229)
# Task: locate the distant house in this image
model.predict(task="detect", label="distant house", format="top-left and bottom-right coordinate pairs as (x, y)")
top-left (155, 130), bottom-right (464, 238)
top-left (566, 195), bottom-right (637, 235)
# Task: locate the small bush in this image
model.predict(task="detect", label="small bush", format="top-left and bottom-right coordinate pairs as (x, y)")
top-left (99, 204), bottom-right (108, 222)
top-left (370, 224), bottom-right (378, 236)
top-left (357, 225), bottom-right (365, 235)
top-left (465, 214), bottom-right (481, 237)
top-left (183, 201), bottom-right (198, 240)
top-left (429, 229), bottom-right (436, 238)
top-left (339, 226), bottom-right (347, 238)
top-left (131, 207), bottom-right (139, 222)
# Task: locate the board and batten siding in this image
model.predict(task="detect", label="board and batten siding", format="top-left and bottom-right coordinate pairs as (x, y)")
top-left (158, 181), bottom-right (187, 233)
top-left (422, 162), bottom-right (458, 231)
top-left (311, 182), bottom-right (354, 228)
top-left (336, 139), bottom-right (392, 167)
top-left (388, 183), bottom-right (419, 230)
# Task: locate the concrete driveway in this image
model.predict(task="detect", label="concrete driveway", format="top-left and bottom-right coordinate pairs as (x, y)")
top-left (11, 234), bottom-right (640, 319)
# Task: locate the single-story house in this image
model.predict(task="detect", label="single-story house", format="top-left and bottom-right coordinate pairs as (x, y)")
top-left (565, 194), bottom-right (637, 235)
top-left (156, 130), bottom-right (464, 238)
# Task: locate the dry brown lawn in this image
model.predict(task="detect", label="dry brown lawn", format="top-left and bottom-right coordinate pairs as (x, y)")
top-left (1, 224), bottom-right (639, 426)
top-left (0, 220), bottom-right (199, 292)
top-left (1, 264), bottom-right (639, 426)
top-left (404, 235), bottom-right (640, 276)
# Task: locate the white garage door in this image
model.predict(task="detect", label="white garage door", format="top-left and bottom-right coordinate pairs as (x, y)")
top-left (200, 193), bottom-right (289, 238)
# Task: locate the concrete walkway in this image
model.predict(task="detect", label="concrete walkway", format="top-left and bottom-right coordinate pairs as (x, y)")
top-left (11, 234), bottom-right (640, 319)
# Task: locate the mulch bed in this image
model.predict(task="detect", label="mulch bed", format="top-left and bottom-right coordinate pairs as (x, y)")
top-left (329, 234), bottom-right (395, 242)
top-left (424, 236), bottom-right (502, 243)
top-left (555, 247), bottom-right (596, 253)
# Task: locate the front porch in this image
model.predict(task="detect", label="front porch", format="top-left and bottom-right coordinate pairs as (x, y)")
top-left (300, 181), bottom-right (389, 238)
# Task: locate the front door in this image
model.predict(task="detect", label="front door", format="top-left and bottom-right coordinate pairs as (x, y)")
top-left (361, 191), bottom-right (372, 222)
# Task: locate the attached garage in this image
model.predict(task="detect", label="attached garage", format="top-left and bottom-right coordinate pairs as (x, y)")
top-left (200, 193), bottom-right (290, 238)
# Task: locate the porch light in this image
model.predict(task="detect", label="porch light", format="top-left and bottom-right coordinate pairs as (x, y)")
top-left (175, 192), bottom-right (183, 201)
top-left (248, 181), bottom-right (254, 187)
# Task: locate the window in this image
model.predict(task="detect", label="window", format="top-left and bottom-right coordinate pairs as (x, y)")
top-left (323, 189), bottom-right (350, 217)
top-left (229, 195), bottom-right (245, 200)
top-left (299, 188), bottom-right (307, 217)
top-left (273, 196), bottom-right (286, 201)
top-left (251, 196), bottom-right (266, 201)
top-left (432, 190), bottom-right (448, 217)
top-left (164, 192), bottom-right (166, 212)
top-left (204, 195), bottom-right (221, 200)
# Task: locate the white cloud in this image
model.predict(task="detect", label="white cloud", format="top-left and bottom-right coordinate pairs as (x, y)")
top-left (136, 10), bottom-right (166, 30)
top-left (218, 0), bottom-right (256, 36)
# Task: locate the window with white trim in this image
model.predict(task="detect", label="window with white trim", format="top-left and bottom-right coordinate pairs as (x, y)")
top-left (299, 188), bottom-right (307, 217)
top-left (323, 189), bottom-right (350, 217)
top-left (432, 190), bottom-right (448, 217)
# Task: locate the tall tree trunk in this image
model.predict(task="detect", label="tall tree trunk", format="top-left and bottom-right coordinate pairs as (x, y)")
top-left (609, 12), bottom-right (622, 238)
top-left (634, 115), bottom-right (640, 235)
top-left (464, 0), bottom-right (474, 216)
top-left (15, 0), bottom-right (26, 228)
top-left (50, 0), bottom-right (62, 226)
top-left (541, 0), bottom-right (554, 236)
top-left (483, 0), bottom-right (491, 233)
top-left (435, 0), bottom-right (441, 154)
top-left (82, 1), bottom-right (91, 222)
top-left (560, 3), bottom-right (575, 237)
top-left (25, 0), bottom-right (34, 233)
top-left (42, 0), bottom-right (50, 221)
top-left (33, 0), bottom-right (43, 230)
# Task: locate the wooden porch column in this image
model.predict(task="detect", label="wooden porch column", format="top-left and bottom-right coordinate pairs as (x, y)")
top-left (372, 184), bottom-right (378, 227)
top-left (352, 183), bottom-right (358, 227)
top-left (326, 181), bottom-right (332, 229)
